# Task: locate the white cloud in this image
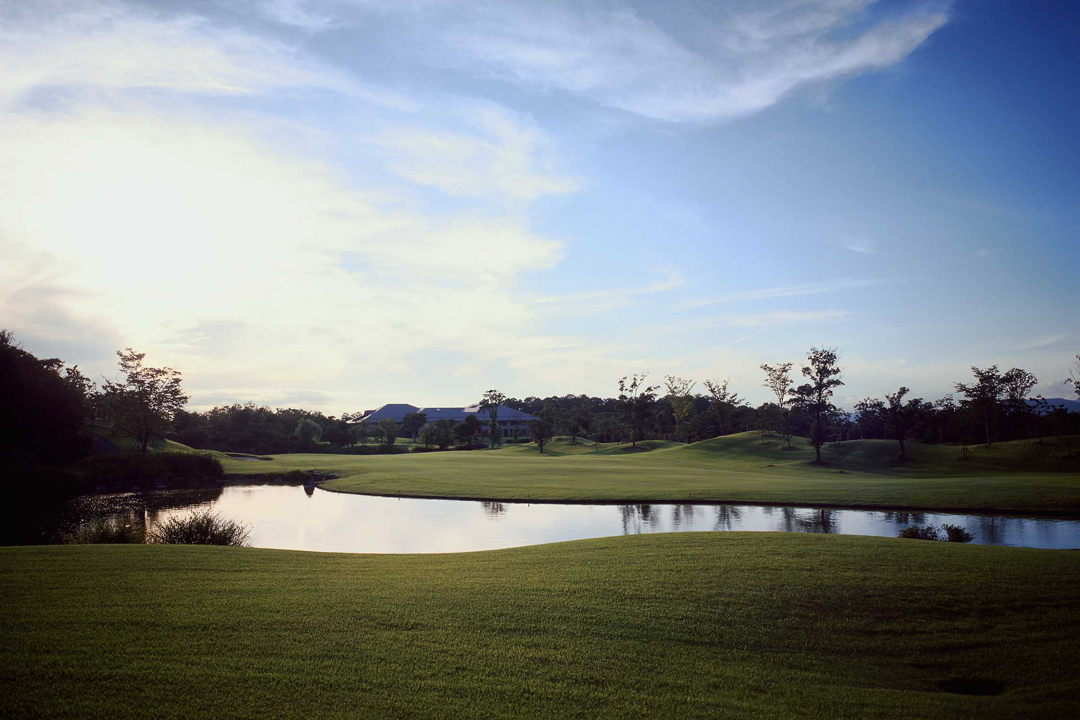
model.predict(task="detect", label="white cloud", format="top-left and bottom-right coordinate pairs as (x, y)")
top-left (425, 0), bottom-right (947, 122)
top-left (678, 278), bottom-right (880, 310)
top-left (845, 239), bottom-right (876, 253)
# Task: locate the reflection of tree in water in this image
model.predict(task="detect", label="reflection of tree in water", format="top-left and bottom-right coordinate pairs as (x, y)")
top-left (481, 502), bottom-right (506, 519)
top-left (777, 507), bottom-right (838, 534)
top-left (672, 504), bottom-right (696, 528)
top-left (882, 511), bottom-right (927, 527)
top-left (713, 505), bottom-right (743, 530)
top-left (618, 505), bottom-right (660, 534)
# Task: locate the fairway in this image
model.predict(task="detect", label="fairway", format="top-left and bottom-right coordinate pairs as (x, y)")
top-left (2, 534), bottom-right (1078, 719)
top-left (217, 433), bottom-right (1080, 514)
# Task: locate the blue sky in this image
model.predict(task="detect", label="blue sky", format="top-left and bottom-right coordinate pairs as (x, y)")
top-left (1, 0), bottom-right (1077, 412)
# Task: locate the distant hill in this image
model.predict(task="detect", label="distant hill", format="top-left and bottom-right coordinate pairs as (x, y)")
top-left (1028, 397), bottom-right (1080, 414)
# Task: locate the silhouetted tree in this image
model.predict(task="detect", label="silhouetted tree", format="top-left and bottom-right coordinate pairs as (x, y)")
top-left (884, 387), bottom-right (923, 456)
top-left (617, 374), bottom-right (657, 448)
top-left (480, 389), bottom-right (507, 447)
top-left (529, 418), bottom-right (554, 453)
top-left (702, 378), bottom-right (744, 437)
top-left (103, 348), bottom-right (189, 456)
top-left (664, 375), bottom-right (695, 443)
top-left (955, 366), bottom-right (1005, 446)
top-left (789, 347), bottom-right (844, 463)
top-left (760, 362), bottom-right (795, 448)
top-left (570, 402), bottom-right (592, 444)
top-left (853, 398), bottom-right (887, 439)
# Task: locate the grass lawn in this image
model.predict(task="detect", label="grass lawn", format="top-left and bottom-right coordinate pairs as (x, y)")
top-left (216, 433), bottom-right (1080, 514)
top-left (1, 533), bottom-right (1077, 719)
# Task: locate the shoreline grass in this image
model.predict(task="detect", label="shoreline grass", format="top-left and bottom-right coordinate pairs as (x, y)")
top-left (214, 433), bottom-right (1080, 514)
top-left (2, 533), bottom-right (1077, 719)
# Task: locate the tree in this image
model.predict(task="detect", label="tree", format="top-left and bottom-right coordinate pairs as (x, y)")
top-left (760, 362), bottom-right (795, 447)
top-left (420, 419), bottom-right (454, 450)
top-left (617, 374), bottom-right (657, 448)
top-left (571, 402), bottom-right (593, 444)
top-left (664, 376), bottom-right (695, 444)
top-left (529, 418), bottom-right (554, 453)
top-left (454, 414), bottom-right (483, 446)
top-left (479, 389), bottom-right (507, 447)
top-left (883, 387), bottom-right (923, 456)
top-left (400, 412), bottom-right (428, 442)
top-left (294, 417), bottom-right (322, 446)
top-left (789, 347), bottom-right (844, 463)
top-left (1001, 367), bottom-right (1037, 440)
top-left (376, 418), bottom-right (398, 449)
top-left (1071, 354), bottom-right (1080, 400)
top-left (0, 330), bottom-right (93, 466)
top-left (103, 348), bottom-right (189, 456)
top-left (954, 366), bottom-right (1005, 446)
top-left (351, 419), bottom-right (370, 446)
top-left (702, 378), bottom-right (744, 438)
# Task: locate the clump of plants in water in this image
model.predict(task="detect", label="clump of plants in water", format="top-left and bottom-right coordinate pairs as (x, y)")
top-left (149, 510), bottom-right (251, 547)
top-left (898, 524), bottom-right (974, 543)
top-left (63, 517), bottom-right (147, 545)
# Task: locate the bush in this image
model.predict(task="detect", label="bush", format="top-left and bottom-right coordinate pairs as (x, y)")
top-left (898, 524), bottom-right (975, 543)
top-left (899, 525), bottom-right (942, 541)
top-left (149, 510), bottom-right (251, 546)
top-left (941, 524), bottom-right (975, 543)
top-left (63, 517), bottom-right (146, 544)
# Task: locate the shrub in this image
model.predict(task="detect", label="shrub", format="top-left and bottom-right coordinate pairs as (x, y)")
top-left (63, 517), bottom-right (146, 544)
top-left (941, 524), bottom-right (975, 543)
top-left (149, 510), bottom-right (251, 546)
top-left (898, 524), bottom-right (975, 543)
top-left (899, 525), bottom-right (942, 541)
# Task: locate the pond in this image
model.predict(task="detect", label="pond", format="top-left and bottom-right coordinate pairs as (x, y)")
top-left (19, 483), bottom-right (1080, 552)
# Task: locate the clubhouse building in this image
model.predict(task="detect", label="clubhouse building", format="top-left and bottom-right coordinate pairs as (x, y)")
top-left (357, 403), bottom-right (538, 439)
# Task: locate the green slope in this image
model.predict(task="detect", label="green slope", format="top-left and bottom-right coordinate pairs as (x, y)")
top-left (1, 534), bottom-right (1077, 719)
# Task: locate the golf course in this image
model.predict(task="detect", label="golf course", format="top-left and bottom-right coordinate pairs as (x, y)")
top-left (2, 533), bottom-right (1078, 719)
top-left (216, 433), bottom-right (1080, 514)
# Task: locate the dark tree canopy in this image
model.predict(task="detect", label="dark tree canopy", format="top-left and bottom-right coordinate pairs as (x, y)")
top-left (479, 390), bottom-right (507, 447)
top-left (0, 330), bottom-right (93, 466)
top-left (103, 348), bottom-right (189, 456)
top-left (789, 348), bottom-right (844, 463)
top-left (617, 374), bottom-right (657, 448)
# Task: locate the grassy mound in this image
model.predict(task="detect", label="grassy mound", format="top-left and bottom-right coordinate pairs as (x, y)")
top-left (1, 534), bottom-right (1077, 719)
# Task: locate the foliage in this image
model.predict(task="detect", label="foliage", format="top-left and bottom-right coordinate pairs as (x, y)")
top-left (293, 417), bottom-right (322, 445)
top-left (149, 510), bottom-right (251, 546)
top-left (664, 375), bottom-right (695, 443)
top-left (376, 418), bottom-right (398, 449)
top-left (453, 414), bottom-right (483, 446)
top-left (401, 412), bottom-right (428, 441)
top-left (479, 390), bottom-right (507, 447)
top-left (616, 374), bottom-right (658, 448)
top-left (883, 387), bottom-right (924, 456)
top-left (789, 348), bottom-right (844, 463)
top-left (898, 524), bottom-right (974, 543)
top-left (75, 451), bottom-right (224, 490)
top-left (760, 362), bottom-right (795, 447)
top-left (103, 348), bottom-right (189, 456)
top-left (420, 419), bottom-right (455, 450)
top-left (0, 330), bottom-right (94, 467)
top-left (529, 418), bottom-right (554, 453)
top-left (63, 517), bottom-right (146, 545)
top-left (702, 377), bottom-right (744, 438)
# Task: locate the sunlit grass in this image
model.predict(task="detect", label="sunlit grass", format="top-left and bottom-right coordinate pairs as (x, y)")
top-left (2, 534), bottom-right (1077, 719)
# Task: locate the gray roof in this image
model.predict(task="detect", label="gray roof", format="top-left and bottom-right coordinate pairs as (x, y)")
top-left (357, 403), bottom-right (419, 424)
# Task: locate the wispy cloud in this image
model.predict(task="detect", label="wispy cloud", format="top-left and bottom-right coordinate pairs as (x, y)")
top-left (1010, 333), bottom-right (1069, 352)
top-left (529, 270), bottom-right (683, 316)
top-left (678, 278), bottom-right (881, 310)
top-left (675, 309), bottom-right (854, 330)
top-left (845, 239), bottom-right (876, 254)
top-left (419, 0), bottom-right (948, 122)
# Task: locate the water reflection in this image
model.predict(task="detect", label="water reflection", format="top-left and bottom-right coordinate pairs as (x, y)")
top-left (11, 484), bottom-right (1080, 553)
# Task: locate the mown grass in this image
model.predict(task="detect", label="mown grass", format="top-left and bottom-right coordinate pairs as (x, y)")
top-left (1, 534), bottom-right (1077, 719)
top-left (218, 433), bottom-right (1080, 513)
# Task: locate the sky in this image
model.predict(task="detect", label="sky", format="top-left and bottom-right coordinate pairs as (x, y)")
top-left (2, 0), bottom-right (1077, 414)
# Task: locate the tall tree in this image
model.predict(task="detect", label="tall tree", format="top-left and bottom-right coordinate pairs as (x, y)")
top-left (789, 348), bottom-right (844, 463)
top-left (664, 376), bottom-right (696, 444)
top-left (376, 418), bottom-right (398, 450)
top-left (883, 387), bottom-right (923, 456)
top-left (400, 412), bottom-right (428, 442)
top-left (529, 418), bottom-right (554, 454)
top-left (702, 378), bottom-right (743, 438)
top-left (954, 366), bottom-right (1005, 446)
top-left (1001, 367), bottom-right (1037, 440)
top-left (617, 374), bottom-right (658, 448)
top-left (760, 362), bottom-right (795, 447)
top-left (569, 401), bottom-right (592, 444)
top-left (479, 389), bottom-right (507, 447)
top-left (454, 414), bottom-right (483, 446)
top-left (853, 398), bottom-right (887, 439)
top-left (103, 348), bottom-right (189, 456)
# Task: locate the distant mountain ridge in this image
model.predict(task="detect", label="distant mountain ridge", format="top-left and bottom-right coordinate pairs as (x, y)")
top-left (1028, 397), bottom-right (1080, 414)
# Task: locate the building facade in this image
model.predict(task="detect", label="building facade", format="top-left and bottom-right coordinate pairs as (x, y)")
top-left (356, 403), bottom-right (538, 438)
